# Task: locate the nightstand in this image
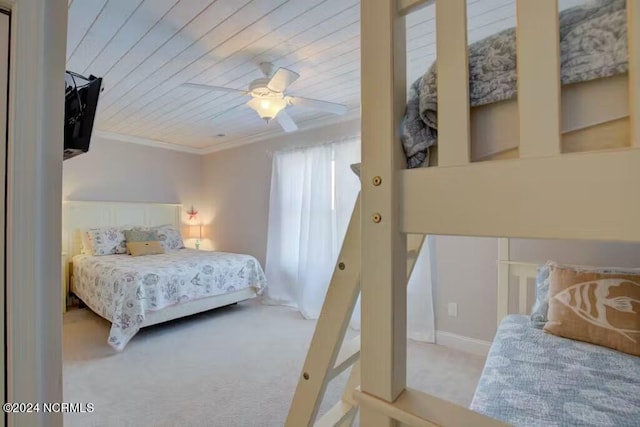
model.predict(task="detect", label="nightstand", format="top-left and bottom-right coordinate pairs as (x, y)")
top-left (61, 253), bottom-right (67, 313)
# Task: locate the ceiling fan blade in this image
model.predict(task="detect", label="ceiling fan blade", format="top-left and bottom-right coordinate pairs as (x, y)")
top-left (267, 68), bottom-right (299, 92)
top-left (286, 96), bottom-right (348, 115)
top-left (276, 110), bottom-right (298, 133)
top-left (182, 83), bottom-right (247, 94)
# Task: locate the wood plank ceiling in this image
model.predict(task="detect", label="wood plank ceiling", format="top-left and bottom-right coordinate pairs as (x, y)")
top-left (66, 0), bottom-right (586, 153)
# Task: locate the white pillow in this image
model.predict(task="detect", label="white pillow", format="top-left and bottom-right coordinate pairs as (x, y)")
top-left (84, 227), bottom-right (128, 256)
top-left (150, 224), bottom-right (185, 250)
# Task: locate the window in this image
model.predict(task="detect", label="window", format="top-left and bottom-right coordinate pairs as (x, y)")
top-left (263, 138), bottom-right (360, 319)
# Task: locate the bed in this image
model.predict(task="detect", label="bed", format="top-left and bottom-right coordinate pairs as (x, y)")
top-left (288, 0), bottom-right (640, 425)
top-left (471, 249), bottom-right (640, 426)
top-left (63, 201), bottom-right (267, 351)
top-left (72, 249), bottom-right (266, 351)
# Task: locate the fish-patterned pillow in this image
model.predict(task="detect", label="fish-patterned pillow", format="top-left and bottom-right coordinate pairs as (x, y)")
top-left (544, 262), bottom-right (640, 356)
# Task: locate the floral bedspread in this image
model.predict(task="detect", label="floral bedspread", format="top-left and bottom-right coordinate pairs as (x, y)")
top-left (72, 249), bottom-right (267, 350)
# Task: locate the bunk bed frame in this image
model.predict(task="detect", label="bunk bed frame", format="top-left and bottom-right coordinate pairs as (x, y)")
top-left (287, 0), bottom-right (640, 425)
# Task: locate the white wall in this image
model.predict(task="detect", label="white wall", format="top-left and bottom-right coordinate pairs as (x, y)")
top-left (63, 136), bottom-right (205, 248)
top-left (63, 136), bottom-right (203, 207)
top-left (432, 236), bottom-right (499, 341)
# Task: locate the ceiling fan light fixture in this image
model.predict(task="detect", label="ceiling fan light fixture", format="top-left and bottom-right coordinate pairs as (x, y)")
top-left (247, 97), bottom-right (287, 122)
top-left (184, 63), bottom-right (347, 133)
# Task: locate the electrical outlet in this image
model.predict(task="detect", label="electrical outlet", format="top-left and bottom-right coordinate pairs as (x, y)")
top-left (447, 302), bottom-right (458, 318)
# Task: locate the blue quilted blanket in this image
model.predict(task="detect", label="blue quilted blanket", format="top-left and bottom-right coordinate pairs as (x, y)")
top-left (471, 315), bottom-right (640, 427)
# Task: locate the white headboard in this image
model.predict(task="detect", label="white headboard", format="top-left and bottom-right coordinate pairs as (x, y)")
top-left (497, 238), bottom-right (539, 326)
top-left (62, 201), bottom-right (182, 257)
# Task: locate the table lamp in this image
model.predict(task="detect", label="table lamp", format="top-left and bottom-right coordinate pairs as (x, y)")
top-left (188, 224), bottom-right (202, 250)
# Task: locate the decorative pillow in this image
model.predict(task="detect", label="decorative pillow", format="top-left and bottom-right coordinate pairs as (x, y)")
top-left (543, 262), bottom-right (640, 356)
top-left (530, 261), bottom-right (552, 329)
top-left (123, 229), bottom-right (159, 243)
top-left (85, 227), bottom-right (127, 256)
top-left (126, 241), bottom-right (165, 257)
top-left (150, 224), bottom-right (184, 250)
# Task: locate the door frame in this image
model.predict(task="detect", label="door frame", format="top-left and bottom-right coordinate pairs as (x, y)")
top-left (0, 8), bottom-right (7, 427)
top-left (1, 1), bottom-right (67, 426)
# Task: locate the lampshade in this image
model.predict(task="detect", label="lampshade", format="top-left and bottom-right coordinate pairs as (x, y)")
top-left (247, 97), bottom-right (287, 122)
top-left (188, 224), bottom-right (202, 239)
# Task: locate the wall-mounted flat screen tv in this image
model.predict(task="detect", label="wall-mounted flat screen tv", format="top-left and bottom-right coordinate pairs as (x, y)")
top-left (64, 71), bottom-right (102, 160)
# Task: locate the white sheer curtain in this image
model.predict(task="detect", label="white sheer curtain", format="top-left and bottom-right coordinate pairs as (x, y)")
top-left (263, 139), bottom-right (360, 319)
top-left (263, 138), bottom-right (435, 342)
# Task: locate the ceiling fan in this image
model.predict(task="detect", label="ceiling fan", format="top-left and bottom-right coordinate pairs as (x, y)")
top-left (182, 62), bottom-right (348, 133)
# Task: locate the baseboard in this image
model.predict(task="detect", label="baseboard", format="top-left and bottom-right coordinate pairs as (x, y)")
top-left (435, 330), bottom-right (492, 357)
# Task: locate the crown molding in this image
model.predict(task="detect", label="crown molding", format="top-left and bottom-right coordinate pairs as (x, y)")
top-left (94, 108), bottom-right (361, 156)
top-left (93, 130), bottom-right (205, 155)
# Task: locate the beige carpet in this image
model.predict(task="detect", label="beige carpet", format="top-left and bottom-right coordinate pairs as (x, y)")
top-left (63, 300), bottom-right (485, 427)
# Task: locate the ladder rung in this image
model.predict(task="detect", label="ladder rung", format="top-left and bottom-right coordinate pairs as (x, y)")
top-left (328, 336), bottom-right (360, 381)
top-left (314, 401), bottom-right (357, 427)
top-left (353, 387), bottom-right (509, 427)
top-left (341, 360), bottom-right (360, 406)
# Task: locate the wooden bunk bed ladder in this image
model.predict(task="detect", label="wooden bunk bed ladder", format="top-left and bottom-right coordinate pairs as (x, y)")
top-left (285, 192), bottom-right (426, 426)
top-left (285, 195), bottom-right (362, 427)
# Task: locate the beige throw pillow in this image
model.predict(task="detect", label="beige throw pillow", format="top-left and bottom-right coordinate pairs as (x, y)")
top-left (126, 241), bottom-right (165, 257)
top-left (543, 263), bottom-right (640, 356)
